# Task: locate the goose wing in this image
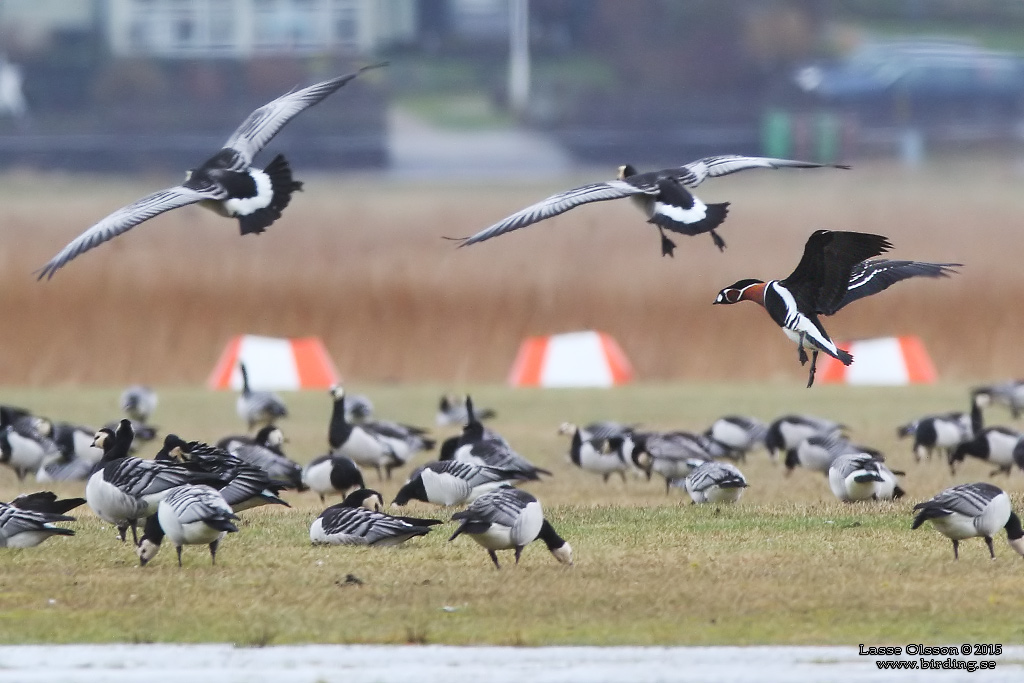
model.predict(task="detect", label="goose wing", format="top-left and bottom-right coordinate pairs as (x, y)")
top-left (914, 482), bottom-right (1002, 520)
top-left (224, 64), bottom-right (385, 165)
top-left (459, 180), bottom-right (649, 247)
top-left (452, 487), bottom-right (533, 528)
top-left (673, 155), bottom-right (849, 187)
top-left (829, 259), bottom-right (960, 315)
top-left (781, 230), bottom-right (892, 314)
top-left (37, 186), bottom-right (214, 280)
top-left (317, 506), bottom-right (425, 545)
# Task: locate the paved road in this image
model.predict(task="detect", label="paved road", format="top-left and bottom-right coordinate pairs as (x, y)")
top-left (0, 644), bottom-right (1020, 682)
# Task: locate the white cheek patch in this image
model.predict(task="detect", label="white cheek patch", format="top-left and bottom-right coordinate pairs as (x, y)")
top-left (223, 170), bottom-right (273, 217)
top-left (653, 195), bottom-right (708, 225)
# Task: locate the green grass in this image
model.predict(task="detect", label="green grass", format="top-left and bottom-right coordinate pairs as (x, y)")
top-left (1, 382), bottom-right (1023, 645)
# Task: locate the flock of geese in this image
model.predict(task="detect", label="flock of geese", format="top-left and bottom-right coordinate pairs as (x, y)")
top-left (4, 64), bottom-right (1015, 568)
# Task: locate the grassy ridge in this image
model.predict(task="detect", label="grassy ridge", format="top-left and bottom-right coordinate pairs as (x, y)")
top-left (1, 383), bottom-right (1023, 644)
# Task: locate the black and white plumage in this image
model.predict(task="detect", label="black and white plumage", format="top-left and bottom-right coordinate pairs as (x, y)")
top-left (236, 363), bottom-right (288, 430)
top-left (0, 502), bottom-right (76, 548)
top-left (459, 156), bottom-right (846, 257)
top-left (137, 484), bottom-right (239, 567)
top-left (86, 420), bottom-right (218, 544)
top-left (104, 418), bottom-right (157, 454)
top-left (444, 396), bottom-right (548, 480)
top-left (392, 460), bottom-right (532, 508)
top-left (630, 431), bottom-right (715, 492)
top-left (328, 386), bottom-right (434, 480)
top-left (557, 420), bottom-right (636, 454)
top-left (436, 394), bottom-right (496, 427)
top-left (36, 421), bottom-right (104, 482)
top-left (302, 453), bottom-right (365, 503)
top-left (784, 432), bottom-right (880, 476)
top-left (828, 453), bottom-right (904, 502)
top-left (219, 426), bottom-right (303, 491)
top-left (912, 483), bottom-right (1024, 560)
top-left (310, 489), bottom-right (441, 546)
top-left (704, 416), bottom-right (768, 461)
top-left (972, 381), bottom-right (1024, 419)
top-left (682, 461), bottom-right (748, 504)
top-left (36, 64), bottom-right (385, 279)
top-left (714, 230), bottom-right (960, 387)
top-left (0, 413), bottom-right (60, 481)
top-left (7, 491), bottom-right (85, 515)
top-left (899, 411), bottom-right (973, 462)
top-left (949, 427), bottom-right (1022, 477)
top-left (563, 424), bottom-right (631, 483)
top-left (449, 486), bottom-right (573, 569)
top-left (120, 385), bottom-right (158, 424)
top-left (345, 393), bottom-right (375, 423)
top-left (763, 414), bottom-right (844, 462)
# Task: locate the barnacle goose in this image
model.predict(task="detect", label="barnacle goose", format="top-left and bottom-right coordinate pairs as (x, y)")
top-left (137, 484), bottom-right (239, 567)
top-left (392, 460), bottom-right (531, 507)
top-left (704, 415), bottom-right (768, 461)
top-left (449, 486), bottom-right (573, 569)
top-left (328, 386), bottom-right (434, 480)
top-left (785, 432), bottom-right (881, 476)
top-left (557, 420), bottom-right (636, 453)
top-left (86, 420), bottom-right (218, 544)
top-left (436, 394), bottom-right (496, 427)
top-left (899, 411), bottom-right (972, 462)
top-left (220, 425), bottom-right (304, 490)
top-left (948, 427), bottom-right (1022, 476)
top-left (302, 453), bottom-right (365, 503)
top-left (120, 385), bottom-right (158, 424)
top-left (446, 397), bottom-right (548, 480)
top-left (35, 421), bottom-right (105, 482)
top-left (630, 431), bottom-right (714, 492)
top-left (0, 411), bottom-right (60, 481)
top-left (7, 491), bottom-right (85, 515)
top-left (0, 502), bottom-right (76, 548)
top-left (345, 393), bottom-right (375, 423)
top-left (683, 461), bottom-right (748, 504)
top-left (828, 453), bottom-right (904, 502)
top-left (310, 489), bottom-right (441, 546)
top-left (157, 435), bottom-right (290, 512)
top-left (912, 483), bottom-right (1024, 560)
top-left (972, 381), bottom-right (1024, 419)
top-left (36, 64), bottom-right (385, 279)
top-left (764, 414), bottom-right (844, 462)
top-left (236, 363), bottom-right (288, 430)
top-left (563, 423), bottom-right (631, 483)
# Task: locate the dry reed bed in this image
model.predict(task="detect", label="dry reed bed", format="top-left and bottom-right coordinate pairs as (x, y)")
top-left (2, 157), bottom-right (1023, 385)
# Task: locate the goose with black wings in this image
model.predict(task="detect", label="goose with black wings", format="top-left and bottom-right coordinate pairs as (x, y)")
top-left (714, 230), bottom-right (960, 387)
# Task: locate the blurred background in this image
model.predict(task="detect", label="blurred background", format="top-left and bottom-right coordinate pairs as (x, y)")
top-left (1, 0), bottom-right (1024, 386)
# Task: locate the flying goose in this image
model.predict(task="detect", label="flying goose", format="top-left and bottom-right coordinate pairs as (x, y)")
top-left (459, 155), bottom-right (847, 257)
top-left (828, 453), bottom-right (904, 502)
top-left (912, 483), bottom-right (1024, 560)
top-left (36, 63), bottom-right (386, 279)
top-left (137, 484), bottom-right (239, 567)
top-left (310, 489), bottom-right (441, 546)
top-left (683, 461), bottom-right (749, 504)
top-left (449, 486), bottom-right (573, 569)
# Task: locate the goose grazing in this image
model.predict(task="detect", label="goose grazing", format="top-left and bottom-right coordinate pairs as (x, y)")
top-left (557, 420), bottom-right (636, 453)
top-left (972, 381), bottom-right (1024, 419)
top-left (220, 425), bottom-right (304, 490)
top-left (630, 431), bottom-right (714, 492)
top-left (436, 394), bottom-right (496, 427)
top-left (563, 423), bottom-right (631, 483)
top-left (0, 412), bottom-right (60, 481)
top-left (137, 484), bottom-right (239, 567)
top-left (236, 363), bottom-right (288, 430)
top-left (704, 415), bottom-right (768, 461)
top-left (912, 483), bottom-right (1024, 560)
top-left (898, 411), bottom-right (972, 462)
top-left (86, 420), bottom-right (218, 544)
top-left (0, 501), bottom-right (77, 548)
top-left (449, 486), bottom-right (573, 569)
top-left (682, 461), bottom-right (748, 504)
top-left (344, 393), bottom-right (375, 423)
top-left (36, 63), bottom-right (386, 279)
top-left (157, 435), bottom-right (290, 512)
top-left (764, 414), bottom-right (844, 462)
top-left (392, 460), bottom-right (531, 508)
top-left (120, 385), bottom-right (158, 424)
top-left (948, 427), bottom-right (1021, 476)
top-left (448, 397), bottom-right (548, 480)
top-left (310, 489), bottom-right (441, 546)
top-left (302, 453), bottom-right (365, 503)
top-left (785, 432), bottom-right (879, 476)
top-left (459, 155), bottom-right (847, 257)
top-left (828, 453), bottom-right (904, 502)
top-left (327, 386), bottom-right (433, 480)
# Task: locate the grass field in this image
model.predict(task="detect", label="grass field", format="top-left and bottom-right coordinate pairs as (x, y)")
top-left (2, 382), bottom-right (1024, 645)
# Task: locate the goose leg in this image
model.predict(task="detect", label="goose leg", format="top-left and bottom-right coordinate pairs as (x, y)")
top-left (488, 550), bottom-right (501, 569)
top-left (657, 227), bottom-right (676, 257)
top-left (797, 334), bottom-right (809, 365)
top-left (952, 539), bottom-right (959, 560)
top-left (985, 536), bottom-right (996, 559)
top-left (209, 539), bottom-right (220, 565)
top-left (176, 545), bottom-right (183, 567)
top-left (709, 229), bottom-right (726, 251)
top-left (514, 546), bottom-right (524, 564)
top-left (806, 350), bottom-right (819, 388)
top-left (118, 525), bottom-right (128, 543)
top-left (129, 521), bottom-right (139, 546)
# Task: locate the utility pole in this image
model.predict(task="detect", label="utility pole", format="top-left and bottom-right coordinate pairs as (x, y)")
top-left (508, 0), bottom-right (530, 117)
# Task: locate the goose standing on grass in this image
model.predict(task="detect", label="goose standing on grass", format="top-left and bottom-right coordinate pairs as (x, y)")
top-left (120, 385), bottom-right (158, 424)
top-left (828, 453), bottom-right (904, 502)
top-left (714, 230), bottom-right (960, 386)
top-left (972, 381), bottom-right (1024, 419)
top-left (37, 421), bottom-right (105, 482)
top-left (630, 431), bottom-right (713, 492)
top-left (785, 432), bottom-right (880, 476)
top-left (682, 461), bottom-right (748, 504)
top-left (0, 413), bottom-right (60, 481)
top-left (302, 453), bottom-right (365, 503)
top-left (436, 394), bottom-right (496, 427)
top-left (392, 460), bottom-right (531, 508)
top-left (562, 423), bottom-right (631, 483)
top-left (36, 63), bottom-right (386, 279)
top-left (764, 414), bottom-right (844, 462)
top-left (557, 420), bottom-right (635, 453)
top-left (219, 425), bottom-right (304, 490)
top-left (137, 484), bottom-right (239, 567)
top-left (447, 397), bottom-right (549, 480)
top-left (344, 394), bottom-right (375, 423)
top-left (449, 486), bottom-right (573, 569)
top-left (310, 489), bottom-right (441, 546)
top-left (948, 427), bottom-right (1022, 476)
top-left (104, 418), bottom-right (158, 453)
top-left (86, 420), bottom-right (218, 544)
top-left (236, 363), bottom-right (288, 430)
top-left (912, 483), bottom-right (1024, 560)
top-left (898, 411), bottom-right (972, 462)
top-left (704, 416), bottom-right (767, 461)
top-left (458, 155), bottom-right (847, 258)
